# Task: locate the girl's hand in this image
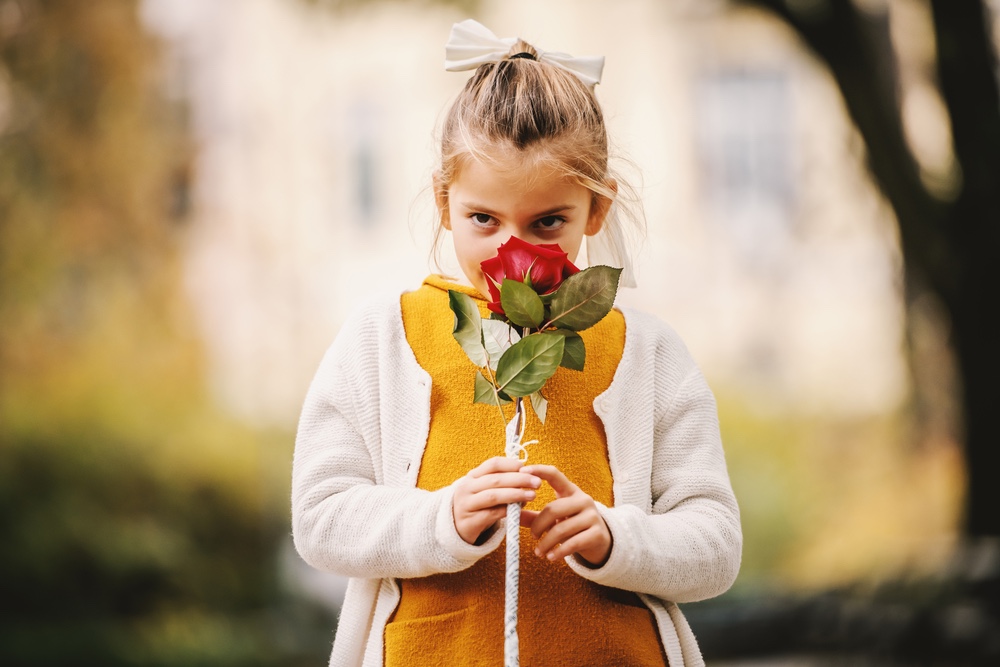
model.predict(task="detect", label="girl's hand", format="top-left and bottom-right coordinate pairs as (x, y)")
top-left (518, 464), bottom-right (613, 567)
top-left (452, 457), bottom-right (541, 545)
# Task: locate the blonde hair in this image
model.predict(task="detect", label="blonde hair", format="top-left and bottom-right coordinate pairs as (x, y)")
top-left (433, 38), bottom-right (643, 270)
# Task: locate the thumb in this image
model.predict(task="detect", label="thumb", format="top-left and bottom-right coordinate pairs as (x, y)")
top-left (521, 464), bottom-right (577, 498)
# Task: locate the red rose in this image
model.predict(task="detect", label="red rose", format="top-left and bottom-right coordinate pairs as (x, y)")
top-left (480, 237), bottom-right (580, 316)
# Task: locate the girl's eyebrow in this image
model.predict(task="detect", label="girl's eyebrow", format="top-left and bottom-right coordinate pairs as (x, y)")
top-left (459, 201), bottom-right (578, 217)
top-left (459, 201), bottom-right (501, 216)
top-left (533, 204), bottom-right (577, 217)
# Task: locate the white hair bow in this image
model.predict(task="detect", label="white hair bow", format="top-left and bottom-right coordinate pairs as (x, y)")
top-left (444, 19), bottom-right (605, 87)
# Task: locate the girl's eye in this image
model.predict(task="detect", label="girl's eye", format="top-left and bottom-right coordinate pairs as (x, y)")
top-left (471, 213), bottom-right (494, 226)
top-left (534, 216), bottom-right (566, 230)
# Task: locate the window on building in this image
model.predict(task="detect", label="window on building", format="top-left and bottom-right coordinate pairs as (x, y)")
top-left (348, 99), bottom-right (379, 227)
top-left (695, 68), bottom-right (794, 269)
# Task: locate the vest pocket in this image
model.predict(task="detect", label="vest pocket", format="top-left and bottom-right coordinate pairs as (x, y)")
top-left (384, 603), bottom-right (499, 667)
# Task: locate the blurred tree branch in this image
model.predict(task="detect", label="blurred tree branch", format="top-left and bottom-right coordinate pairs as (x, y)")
top-left (733, 0), bottom-right (1000, 538)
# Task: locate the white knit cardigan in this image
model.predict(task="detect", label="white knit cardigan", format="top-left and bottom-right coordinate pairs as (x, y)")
top-left (292, 293), bottom-right (742, 667)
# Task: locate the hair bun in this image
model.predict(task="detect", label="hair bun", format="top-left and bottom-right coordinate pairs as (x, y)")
top-left (506, 39), bottom-right (539, 61)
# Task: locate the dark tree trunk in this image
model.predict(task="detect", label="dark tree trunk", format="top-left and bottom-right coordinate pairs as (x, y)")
top-left (929, 0), bottom-right (1000, 539)
top-left (738, 0), bottom-right (1000, 538)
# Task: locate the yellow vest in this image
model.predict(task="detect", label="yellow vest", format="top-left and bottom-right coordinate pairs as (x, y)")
top-left (385, 275), bottom-right (665, 666)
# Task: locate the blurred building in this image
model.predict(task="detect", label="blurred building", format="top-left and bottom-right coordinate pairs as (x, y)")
top-left (143, 0), bottom-right (911, 425)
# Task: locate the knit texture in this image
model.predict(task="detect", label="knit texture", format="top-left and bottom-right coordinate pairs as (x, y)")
top-left (384, 276), bottom-right (665, 666)
top-left (291, 278), bottom-right (742, 667)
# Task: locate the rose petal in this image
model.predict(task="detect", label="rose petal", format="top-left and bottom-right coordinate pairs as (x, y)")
top-left (535, 242), bottom-right (573, 259)
top-left (529, 256), bottom-right (567, 293)
top-left (497, 237), bottom-right (538, 283)
top-left (541, 245), bottom-right (581, 277)
top-left (480, 255), bottom-right (505, 302)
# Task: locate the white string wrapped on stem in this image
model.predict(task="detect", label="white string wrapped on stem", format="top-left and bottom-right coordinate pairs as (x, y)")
top-left (503, 399), bottom-right (533, 667)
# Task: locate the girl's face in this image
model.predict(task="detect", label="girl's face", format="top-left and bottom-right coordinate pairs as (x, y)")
top-left (437, 154), bottom-right (611, 298)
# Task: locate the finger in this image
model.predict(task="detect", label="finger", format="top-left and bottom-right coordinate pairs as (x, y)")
top-left (548, 526), bottom-right (607, 563)
top-left (460, 487), bottom-right (535, 512)
top-left (533, 512), bottom-right (592, 556)
top-left (529, 496), bottom-right (589, 537)
top-left (466, 472), bottom-right (541, 494)
top-left (470, 457), bottom-right (524, 477)
top-left (519, 509), bottom-right (539, 528)
top-left (520, 464), bottom-right (578, 497)
top-left (464, 506), bottom-right (508, 529)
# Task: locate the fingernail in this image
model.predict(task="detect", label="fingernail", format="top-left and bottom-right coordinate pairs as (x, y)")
top-left (524, 490), bottom-right (535, 500)
top-left (547, 552), bottom-right (556, 561)
top-left (534, 548), bottom-right (541, 557)
top-left (529, 477), bottom-right (541, 488)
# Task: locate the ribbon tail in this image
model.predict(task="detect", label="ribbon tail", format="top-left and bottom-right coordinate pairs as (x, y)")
top-left (587, 206), bottom-right (637, 287)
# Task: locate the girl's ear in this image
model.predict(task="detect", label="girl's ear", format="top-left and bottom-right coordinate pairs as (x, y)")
top-left (433, 170), bottom-right (451, 230)
top-left (586, 179), bottom-right (617, 236)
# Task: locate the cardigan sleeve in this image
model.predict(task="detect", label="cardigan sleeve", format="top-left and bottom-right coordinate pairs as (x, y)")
top-left (291, 300), bottom-right (504, 580)
top-left (565, 318), bottom-right (742, 603)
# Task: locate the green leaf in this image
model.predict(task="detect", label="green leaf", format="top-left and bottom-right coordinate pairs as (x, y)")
top-left (500, 279), bottom-right (544, 328)
top-left (482, 319), bottom-right (520, 371)
top-left (449, 290), bottom-right (487, 367)
top-left (546, 266), bottom-right (622, 332)
top-left (474, 370), bottom-right (509, 405)
top-left (529, 391), bottom-right (548, 423)
top-left (495, 332), bottom-right (565, 397)
top-left (554, 330), bottom-right (585, 371)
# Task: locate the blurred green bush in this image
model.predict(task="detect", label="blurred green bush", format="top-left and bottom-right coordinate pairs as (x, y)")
top-left (0, 422), bottom-right (335, 666)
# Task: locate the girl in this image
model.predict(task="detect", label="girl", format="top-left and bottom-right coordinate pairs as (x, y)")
top-left (292, 19), bottom-right (741, 667)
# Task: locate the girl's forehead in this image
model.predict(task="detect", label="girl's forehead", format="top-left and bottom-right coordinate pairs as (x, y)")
top-left (454, 146), bottom-right (568, 184)
top-left (450, 159), bottom-right (592, 213)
